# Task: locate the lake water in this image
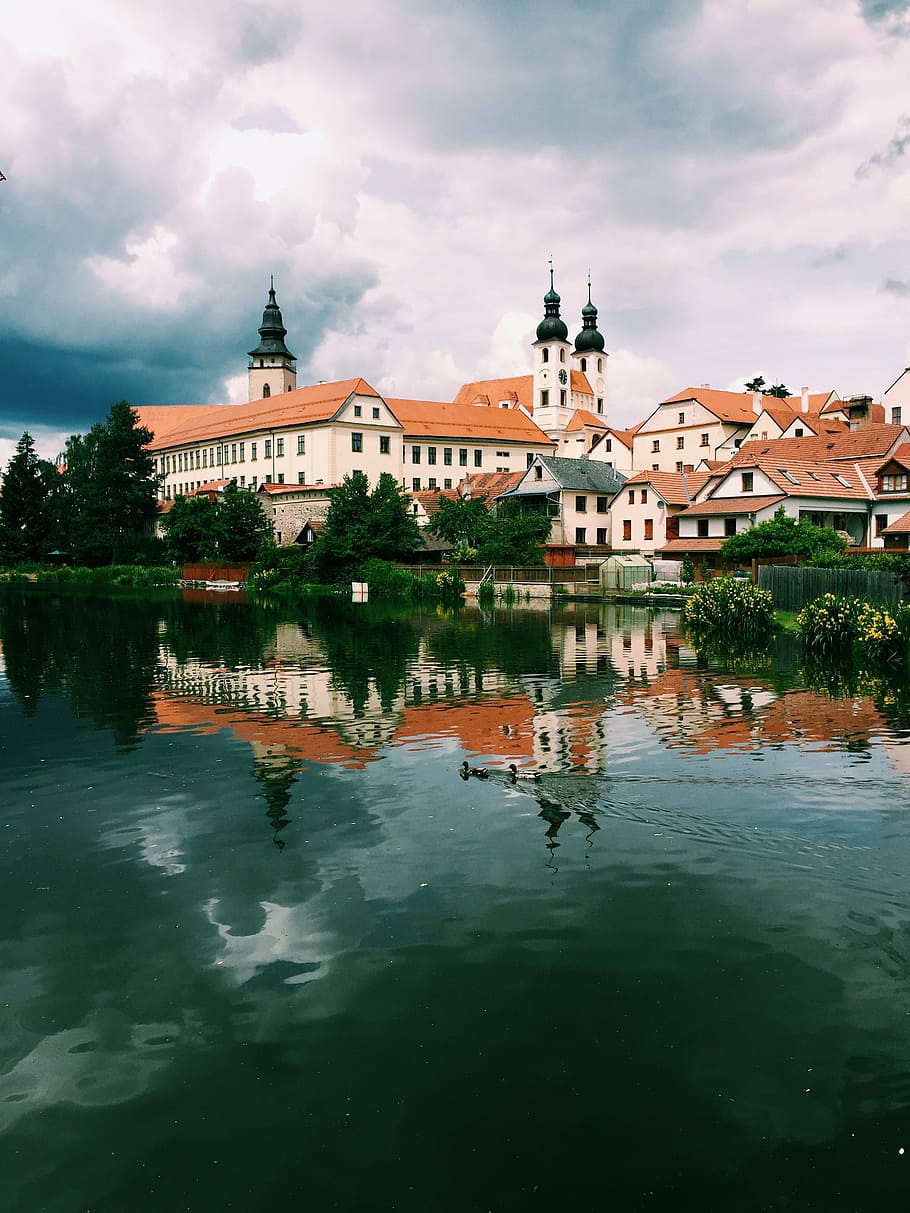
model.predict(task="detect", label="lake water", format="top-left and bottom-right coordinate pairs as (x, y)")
top-left (2, 586), bottom-right (910, 1211)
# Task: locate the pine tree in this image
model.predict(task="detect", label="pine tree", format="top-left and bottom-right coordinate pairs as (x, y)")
top-left (0, 432), bottom-right (52, 565)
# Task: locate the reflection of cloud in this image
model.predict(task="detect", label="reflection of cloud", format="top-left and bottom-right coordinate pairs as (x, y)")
top-left (0, 1009), bottom-right (176, 1131)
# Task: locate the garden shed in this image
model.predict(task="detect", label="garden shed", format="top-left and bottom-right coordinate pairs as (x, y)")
top-left (601, 554), bottom-right (652, 592)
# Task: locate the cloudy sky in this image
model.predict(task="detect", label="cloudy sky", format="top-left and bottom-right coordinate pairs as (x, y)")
top-left (2, 0), bottom-right (910, 463)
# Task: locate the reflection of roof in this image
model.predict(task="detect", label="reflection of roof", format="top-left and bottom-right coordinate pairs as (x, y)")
top-left (387, 398), bottom-right (553, 443)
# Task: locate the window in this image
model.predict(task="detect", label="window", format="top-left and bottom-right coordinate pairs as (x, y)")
top-left (438, 447), bottom-right (451, 467)
top-left (380, 435), bottom-right (391, 455)
top-left (352, 432), bottom-right (363, 452)
top-left (297, 435), bottom-right (305, 455)
top-left (761, 432), bottom-right (768, 441)
top-left (527, 453), bottom-right (534, 468)
top-left (428, 477), bottom-right (437, 489)
top-left (372, 407), bottom-right (380, 419)
top-left (201, 450), bottom-right (207, 468)
top-left (298, 472), bottom-right (306, 484)
top-left (596, 527), bottom-right (607, 544)
top-left (645, 519), bottom-right (654, 541)
top-left (833, 512), bottom-right (846, 530)
top-left (427, 446), bottom-right (437, 465)
top-left (575, 527), bottom-right (586, 544)
top-left (652, 464), bottom-right (659, 471)
top-left (697, 519), bottom-right (709, 537)
top-left (231, 443), bottom-right (237, 463)
top-left (605, 438), bottom-right (612, 452)
top-left (262, 384), bottom-right (271, 398)
top-left (540, 389), bottom-right (549, 409)
top-left (794, 428), bottom-right (804, 437)
top-left (628, 490), bottom-right (635, 504)
top-left (779, 469), bottom-right (800, 484)
top-left (541, 347), bottom-right (549, 363)
top-left (459, 449), bottom-right (468, 466)
top-left (239, 476), bottom-right (245, 487)
top-left (559, 348), bottom-right (566, 363)
top-left (652, 439), bottom-right (660, 452)
top-left (700, 433), bottom-right (709, 447)
top-left (277, 473), bottom-right (284, 484)
top-left (596, 397), bottom-right (603, 414)
top-left (725, 517), bottom-right (736, 536)
top-left (568, 494), bottom-right (585, 515)
top-left (560, 390), bottom-right (567, 407)
top-left (622, 520), bottom-right (632, 541)
top-left (264, 439), bottom-right (272, 458)
top-left (412, 477), bottom-right (421, 492)
top-left (597, 496), bottom-right (608, 513)
top-left (640, 490), bottom-right (647, 504)
top-left (678, 412), bottom-right (685, 424)
top-left (276, 438), bottom-right (284, 457)
top-left (832, 472), bottom-right (852, 488)
top-left (251, 476), bottom-right (257, 489)
top-left (412, 446), bottom-right (421, 464)
top-left (883, 473), bottom-right (908, 491)
top-left (251, 442), bottom-right (257, 460)
top-left (676, 435), bottom-right (685, 449)
top-left (495, 450), bottom-right (510, 458)
top-left (876, 514), bottom-right (888, 536)
top-left (741, 472), bottom-right (754, 492)
top-left (444, 478), bottom-right (452, 489)
top-left (265, 473), bottom-right (272, 483)
top-left (580, 357), bottom-right (587, 371)
top-left (474, 450), bottom-right (482, 467)
top-left (239, 443), bottom-right (245, 462)
top-left (353, 405), bottom-right (362, 417)
top-left (534, 464), bottom-right (543, 480)
top-left (892, 407), bottom-right (902, 425)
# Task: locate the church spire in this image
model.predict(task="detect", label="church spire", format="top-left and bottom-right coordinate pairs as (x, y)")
top-left (247, 279), bottom-right (297, 402)
top-left (535, 259), bottom-right (568, 343)
top-left (573, 274), bottom-right (605, 354)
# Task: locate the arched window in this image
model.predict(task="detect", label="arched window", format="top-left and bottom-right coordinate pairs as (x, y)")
top-left (542, 348), bottom-right (549, 363)
top-left (580, 358), bottom-right (587, 371)
top-left (263, 383), bottom-right (271, 398)
top-left (597, 357), bottom-right (603, 373)
top-left (559, 348), bottom-right (566, 363)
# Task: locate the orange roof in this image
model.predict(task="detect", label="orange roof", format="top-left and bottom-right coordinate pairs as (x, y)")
top-left (883, 510), bottom-right (910, 534)
top-left (566, 409), bottom-right (609, 432)
top-left (409, 488), bottom-right (459, 515)
top-left (732, 424), bottom-right (907, 466)
top-left (661, 387), bottom-right (757, 424)
top-left (658, 537), bottom-right (726, 553)
top-left (453, 375), bottom-right (534, 411)
top-left (678, 494), bottom-right (786, 517)
top-left (606, 425), bottom-right (639, 448)
top-left (570, 369), bottom-right (594, 396)
top-left (387, 398), bottom-right (553, 444)
top-left (258, 481), bottom-right (337, 496)
top-left (140, 378), bottom-right (381, 450)
top-left (459, 470), bottom-right (525, 498)
top-left (621, 470), bottom-right (712, 505)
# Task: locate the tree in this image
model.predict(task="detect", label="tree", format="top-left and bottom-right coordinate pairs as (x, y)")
top-left (765, 383), bottom-right (791, 398)
top-left (744, 375), bottom-right (790, 398)
top-left (0, 432), bottom-right (54, 564)
top-left (427, 493), bottom-right (551, 564)
top-left (312, 472), bottom-right (422, 581)
top-left (62, 401), bottom-right (159, 564)
top-left (161, 494), bottom-right (220, 563)
top-left (720, 506), bottom-right (846, 563)
top-left (744, 376), bottom-right (766, 393)
top-left (214, 482), bottom-right (272, 561)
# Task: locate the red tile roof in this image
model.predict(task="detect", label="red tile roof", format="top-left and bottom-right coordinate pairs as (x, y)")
top-left (677, 494), bottom-right (786, 517)
top-left (141, 379), bottom-right (381, 449)
top-left (733, 424), bottom-right (907, 466)
top-left (387, 398), bottom-right (553, 443)
top-left (661, 387), bottom-right (758, 424)
top-left (409, 488), bottom-right (459, 515)
top-left (883, 510), bottom-right (910, 534)
top-left (566, 409), bottom-right (609, 432)
top-left (459, 470), bottom-right (525, 498)
top-left (658, 538), bottom-right (726, 553)
top-left (453, 375), bottom-right (534, 411)
top-left (621, 470), bottom-right (712, 505)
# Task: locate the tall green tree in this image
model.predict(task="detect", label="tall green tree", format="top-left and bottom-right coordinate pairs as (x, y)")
top-left (313, 472), bottom-right (421, 581)
top-left (214, 482), bottom-right (272, 561)
top-left (427, 493), bottom-right (494, 551)
top-left (0, 432), bottom-right (54, 565)
top-left (428, 493), bottom-right (551, 563)
top-left (62, 401), bottom-right (159, 564)
top-left (161, 494), bottom-right (220, 562)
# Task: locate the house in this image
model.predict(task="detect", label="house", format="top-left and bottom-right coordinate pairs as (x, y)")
top-left (658, 424), bottom-right (910, 568)
top-left (587, 424), bottom-right (639, 474)
top-left (884, 367), bottom-right (910, 427)
top-left (631, 387), bottom-right (761, 473)
top-left (497, 455), bottom-right (627, 553)
top-left (608, 470), bottom-right (711, 555)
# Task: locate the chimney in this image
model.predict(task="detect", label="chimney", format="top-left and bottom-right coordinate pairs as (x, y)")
top-left (752, 390), bottom-right (762, 410)
top-left (801, 386), bottom-right (809, 414)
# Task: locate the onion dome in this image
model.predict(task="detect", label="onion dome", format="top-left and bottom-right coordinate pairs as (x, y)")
top-left (535, 266), bottom-right (568, 343)
top-left (573, 280), bottom-right (605, 354)
top-left (247, 278), bottom-right (296, 360)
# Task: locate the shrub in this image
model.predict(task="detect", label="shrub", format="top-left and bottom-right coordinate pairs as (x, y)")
top-left (797, 593), bottom-right (910, 667)
top-left (683, 576), bottom-right (774, 646)
top-left (795, 594), bottom-right (861, 657)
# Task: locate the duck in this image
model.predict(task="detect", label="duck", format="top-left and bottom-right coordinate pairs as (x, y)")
top-left (508, 763), bottom-right (540, 783)
top-left (460, 761), bottom-right (489, 780)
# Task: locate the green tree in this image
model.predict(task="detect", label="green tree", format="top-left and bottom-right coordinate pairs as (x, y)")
top-left (426, 493), bottom-right (492, 550)
top-left (62, 401), bottom-right (159, 564)
top-left (744, 376), bottom-right (790, 399)
top-left (161, 494), bottom-right (220, 562)
top-left (214, 482), bottom-right (272, 561)
top-left (720, 506), bottom-right (846, 563)
top-left (765, 383), bottom-right (791, 398)
top-left (0, 432), bottom-right (54, 565)
top-left (312, 472), bottom-right (422, 581)
top-left (428, 493), bottom-right (551, 564)
top-left (744, 376), bottom-right (766, 393)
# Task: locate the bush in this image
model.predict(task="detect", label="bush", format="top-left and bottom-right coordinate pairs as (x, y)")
top-left (683, 576), bottom-right (774, 647)
top-left (797, 593), bottom-right (910, 667)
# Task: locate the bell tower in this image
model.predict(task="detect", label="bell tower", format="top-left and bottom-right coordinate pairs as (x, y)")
top-left (532, 260), bottom-right (572, 433)
top-left (248, 278), bottom-right (297, 402)
top-left (572, 276), bottom-right (607, 415)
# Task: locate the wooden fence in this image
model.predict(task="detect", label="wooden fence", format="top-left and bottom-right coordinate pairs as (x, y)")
top-left (758, 564), bottom-right (905, 610)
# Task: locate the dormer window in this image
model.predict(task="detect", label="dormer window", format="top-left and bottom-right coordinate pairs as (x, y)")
top-left (882, 473), bottom-right (908, 491)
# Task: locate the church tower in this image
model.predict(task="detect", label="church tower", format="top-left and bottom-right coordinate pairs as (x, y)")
top-left (248, 278), bottom-right (297, 402)
top-left (532, 262), bottom-right (573, 433)
top-left (572, 277), bottom-right (607, 415)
